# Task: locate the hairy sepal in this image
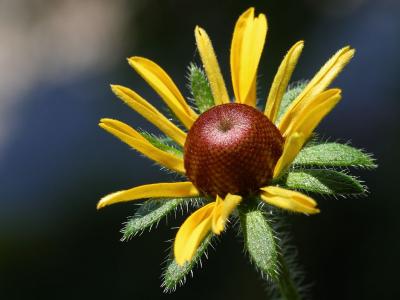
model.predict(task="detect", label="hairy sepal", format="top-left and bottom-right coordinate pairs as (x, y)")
top-left (239, 201), bottom-right (279, 280)
top-left (293, 142), bottom-right (377, 169)
top-left (139, 130), bottom-right (183, 157)
top-left (121, 197), bottom-right (202, 241)
top-left (280, 169), bottom-right (366, 196)
top-left (187, 63), bottom-right (215, 113)
top-left (162, 234), bottom-right (214, 293)
top-left (276, 81), bottom-right (308, 125)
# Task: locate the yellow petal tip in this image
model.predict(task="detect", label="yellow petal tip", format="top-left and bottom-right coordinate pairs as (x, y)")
top-left (213, 225), bottom-right (224, 235)
top-left (110, 84), bottom-right (124, 93)
top-left (127, 56), bottom-right (141, 67)
top-left (247, 7), bottom-right (255, 13)
top-left (99, 118), bottom-right (112, 123)
top-left (96, 190), bottom-right (125, 209)
top-left (97, 195), bottom-right (112, 210)
top-left (194, 26), bottom-right (204, 37)
top-left (340, 46), bottom-right (356, 62)
top-left (110, 84), bottom-right (124, 95)
top-left (127, 56), bottom-right (143, 63)
top-left (296, 40), bottom-right (305, 48)
top-left (305, 208), bottom-right (320, 215)
top-left (96, 199), bottom-right (106, 210)
top-left (258, 12), bottom-right (267, 21)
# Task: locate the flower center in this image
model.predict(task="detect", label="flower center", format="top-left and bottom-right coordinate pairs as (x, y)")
top-left (184, 103), bottom-right (284, 198)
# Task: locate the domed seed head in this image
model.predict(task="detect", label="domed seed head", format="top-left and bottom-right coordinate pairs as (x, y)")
top-left (184, 103), bottom-right (284, 198)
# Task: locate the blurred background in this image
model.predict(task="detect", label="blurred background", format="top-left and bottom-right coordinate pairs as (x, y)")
top-left (1, 0), bottom-right (399, 299)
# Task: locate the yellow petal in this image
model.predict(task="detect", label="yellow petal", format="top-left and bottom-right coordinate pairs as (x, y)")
top-left (230, 7), bottom-right (267, 106)
top-left (195, 26), bottom-right (230, 105)
top-left (212, 194), bottom-right (242, 235)
top-left (273, 132), bottom-right (305, 178)
top-left (97, 182), bottom-right (199, 209)
top-left (99, 118), bottom-right (148, 142)
top-left (128, 57), bottom-right (197, 129)
top-left (260, 186), bottom-right (320, 214)
top-left (279, 46), bottom-right (354, 133)
top-left (174, 202), bottom-right (215, 266)
top-left (274, 89), bottom-right (342, 178)
top-left (110, 85), bottom-right (187, 146)
top-left (284, 89), bottom-right (342, 139)
top-left (265, 41), bottom-right (304, 123)
top-left (99, 120), bottom-right (185, 173)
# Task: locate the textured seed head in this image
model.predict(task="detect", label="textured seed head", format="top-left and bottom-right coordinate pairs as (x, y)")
top-left (184, 103), bottom-right (284, 198)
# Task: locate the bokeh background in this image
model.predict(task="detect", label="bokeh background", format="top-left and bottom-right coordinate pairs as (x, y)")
top-left (1, 0), bottom-right (399, 299)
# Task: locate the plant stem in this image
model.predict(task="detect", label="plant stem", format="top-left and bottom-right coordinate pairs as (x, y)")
top-left (276, 253), bottom-right (301, 300)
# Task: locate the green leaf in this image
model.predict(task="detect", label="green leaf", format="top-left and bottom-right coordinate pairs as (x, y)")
top-left (276, 81), bottom-right (308, 124)
top-left (121, 197), bottom-right (199, 241)
top-left (162, 234), bottom-right (214, 293)
top-left (282, 169), bottom-right (366, 195)
top-left (139, 131), bottom-right (183, 157)
top-left (293, 142), bottom-right (377, 169)
top-left (188, 63), bottom-right (215, 113)
top-left (239, 203), bottom-right (279, 280)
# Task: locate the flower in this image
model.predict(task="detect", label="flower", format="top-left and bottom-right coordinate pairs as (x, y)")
top-left (97, 7), bottom-right (354, 266)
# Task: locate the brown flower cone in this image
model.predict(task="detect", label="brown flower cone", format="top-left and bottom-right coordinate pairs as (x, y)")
top-left (184, 103), bottom-right (284, 197)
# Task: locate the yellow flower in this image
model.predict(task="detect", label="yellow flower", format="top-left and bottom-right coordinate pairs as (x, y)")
top-left (97, 7), bottom-right (354, 266)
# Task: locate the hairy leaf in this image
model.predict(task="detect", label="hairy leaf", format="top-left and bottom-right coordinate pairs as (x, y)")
top-left (121, 197), bottom-right (198, 241)
top-left (293, 142), bottom-right (377, 169)
top-left (239, 204), bottom-right (279, 279)
top-left (276, 81), bottom-right (308, 124)
top-left (188, 63), bottom-right (215, 113)
top-left (139, 131), bottom-right (183, 157)
top-left (162, 234), bottom-right (213, 292)
top-left (282, 169), bottom-right (366, 195)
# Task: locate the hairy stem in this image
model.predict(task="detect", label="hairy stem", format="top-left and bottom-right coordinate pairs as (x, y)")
top-left (276, 253), bottom-right (301, 300)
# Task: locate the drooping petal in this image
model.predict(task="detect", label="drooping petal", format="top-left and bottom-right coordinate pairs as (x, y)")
top-left (128, 57), bottom-right (197, 129)
top-left (211, 194), bottom-right (242, 234)
top-left (97, 182), bottom-right (199, 209)
top-left (279, 46), bottom-right (354, 133)
top-left (99, 118), bottom-right (148, 141)
top-left (260, 186), bottom-right (320, 214)
top-left (273, 132), bottom-right (305, 178)
top-left (264, 41), bottom-right (304, 123)
top-left (99, 120), bottom-right (185, 173)
top-left (230, 7), bottom-right (267, 106)
top-left (283, 89), bottom-right (342, 138)
top-left (110, 85), bottom-right (187, 146)
top-left (195, 26), bottom-right (230, 105)
top-left (273, 89), bottom-right (342, 178)
top-left (174, 202), bottom-right (215, 266)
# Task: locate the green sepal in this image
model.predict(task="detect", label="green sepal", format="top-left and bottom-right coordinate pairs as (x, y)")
top-left (139, 131), bottom-right (183, 157)
top-left (239, 201), bottom-right (279, 280)
top-left (293, 142), bottom-right (377, 169)
top-left (280, 169), bottom-right (366, 195)
top-left (121, 197), bottom-right (201, 241)
top-left (276, 81), bottom-right (308, 124)
top-left (188, 63), bottom-right (215, 113)
top-left (162, 234), bottom-right (214, 293)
